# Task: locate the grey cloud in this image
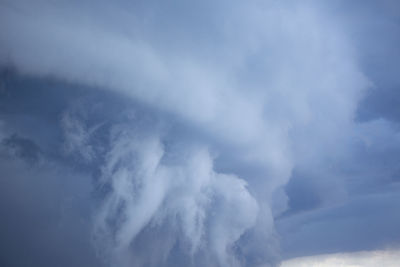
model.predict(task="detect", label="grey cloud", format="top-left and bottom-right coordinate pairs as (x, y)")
top-left (0, 149), bottom-right (103, 267)
top-left (2, 133), bottom-right (42, 163)
top-left (277, 190), bottom-right (400, 259)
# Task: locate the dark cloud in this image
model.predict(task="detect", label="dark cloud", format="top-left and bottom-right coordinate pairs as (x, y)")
top-left (2, 133), bottom-right (41, 163)
top-left (0, 150), bottom-right (103, 267)
top-left (277, 191), bottom-right (400, 259)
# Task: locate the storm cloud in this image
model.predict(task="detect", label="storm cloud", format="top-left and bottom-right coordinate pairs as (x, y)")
top-left (0, 0), bottom-right (399, 266)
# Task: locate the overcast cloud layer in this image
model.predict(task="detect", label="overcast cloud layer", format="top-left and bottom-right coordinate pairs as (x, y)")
top-left (1, 0), bottom-right (400, 266)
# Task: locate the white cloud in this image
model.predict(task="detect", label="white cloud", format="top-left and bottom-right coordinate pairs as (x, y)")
top-left (281, 249), bottom-right (400, 267)
top-left (92, 124), bottom-right (258, 266)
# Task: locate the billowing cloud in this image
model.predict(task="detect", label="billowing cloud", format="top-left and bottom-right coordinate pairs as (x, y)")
top-left (0, 0), bottom-right (400, 267)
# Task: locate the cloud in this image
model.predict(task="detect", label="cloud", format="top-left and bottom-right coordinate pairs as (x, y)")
top-left (0, 0), bottom-right (399, 267)
top-left (281, 249), bottom-right (400, 267)
top-left (0, 142), bottom-right (103, 267)
top-left (78, 114), bottom-right (259, 267)
top-left (277, 190), bottom-right (400, 259)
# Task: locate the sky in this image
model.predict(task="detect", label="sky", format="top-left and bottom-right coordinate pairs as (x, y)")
top-left (0, 0), bottom-right (399, 266)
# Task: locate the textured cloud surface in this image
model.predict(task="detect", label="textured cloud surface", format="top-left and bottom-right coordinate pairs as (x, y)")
top-left (1, 0), bottom-right (400, 266)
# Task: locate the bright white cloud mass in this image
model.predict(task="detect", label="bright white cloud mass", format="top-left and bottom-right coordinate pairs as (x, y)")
top-left (281, 249), bottom-right (400, 267)
top-left (0, 0), bottom-right (400, 266)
